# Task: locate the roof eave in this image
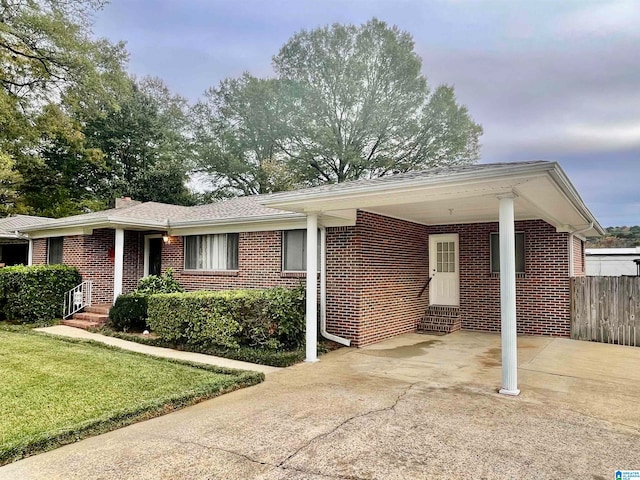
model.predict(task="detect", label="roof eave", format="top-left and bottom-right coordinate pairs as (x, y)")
top-left (262, 162), bottom-right (557, 208)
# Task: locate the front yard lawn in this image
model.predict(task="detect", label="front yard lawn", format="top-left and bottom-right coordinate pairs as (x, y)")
top-left (0, 328), bottom-right (263, 465)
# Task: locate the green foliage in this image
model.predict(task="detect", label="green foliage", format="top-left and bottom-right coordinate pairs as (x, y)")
top-left (588, 226), bottom-right (640, 248)
top-left (198, 19), bottom-right (482, 195)
top-left (134, 268), bottom-right (184, 295)
top-left (108, 270), bottom-right (184, 332)
top-left (99, 328), bottom-right (311, 367)
top-left (107, 294), bottom-right (148, 332)
top-left (0, 264), bottom-right (82, 323)
top-left (147, 286), bottom-right (305, 350)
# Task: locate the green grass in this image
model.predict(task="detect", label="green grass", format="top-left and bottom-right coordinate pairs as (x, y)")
top-left (96, 328), bottom-right (326, 367)
top-left (0, 328), bottom-right (263, 465)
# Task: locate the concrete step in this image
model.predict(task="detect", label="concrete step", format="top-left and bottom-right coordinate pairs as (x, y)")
top-left (72, 312), bottom-right (109, 324)
top-left (84, 304), bottom-right (111, 315)
top-left (61, 318), bottom-right (103, 330)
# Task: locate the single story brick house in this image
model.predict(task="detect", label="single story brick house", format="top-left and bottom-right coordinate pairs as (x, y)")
top-left (17, 161), bottom-right (603, 395)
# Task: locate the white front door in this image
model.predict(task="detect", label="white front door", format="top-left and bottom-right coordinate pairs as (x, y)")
top-left (429, 234), bottom-right (460, 306)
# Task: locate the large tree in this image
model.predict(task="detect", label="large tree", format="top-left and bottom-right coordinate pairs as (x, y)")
top-left (199, 19), bottom-right (482, 193)
top-left (0, 0), bottom-right (131, 216)
top-left (193, 74), bottom-right (297, 197)
top-left (84, 76), bottom-right (194, 205)
top-left (272, 19), bottom-right (482, 184)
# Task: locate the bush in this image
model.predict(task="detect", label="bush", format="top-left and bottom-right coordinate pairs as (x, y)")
top-left (0, 265), bottom-right (82, 324)
top-left (148, 286), bottom-right (305, 350)
top-left (107, 270), bottom-right (185, 333)
top-left (134, 268), bottom-right (183, 295)
top-left (107, 294), bottom-right (148, 332)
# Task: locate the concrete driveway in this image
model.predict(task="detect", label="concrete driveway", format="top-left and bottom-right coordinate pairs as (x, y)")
top-left (2, 331), bottom-right (640, 479)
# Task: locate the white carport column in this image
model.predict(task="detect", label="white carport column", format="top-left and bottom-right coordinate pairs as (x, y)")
top-left (498, 194), bottom-right (520, 396)
top-left (305, 213), bottom-right (319, 362)
top-left (113, 228), bottom-right (124, 304)
top-left (27, 239), bottom-right (33, 266)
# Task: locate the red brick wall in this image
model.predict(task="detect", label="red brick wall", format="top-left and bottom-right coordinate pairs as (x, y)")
top-left (325, 226), bottom-right (362, 342)
top-left (358, 212), bottom-right (430, 346)
top-left (427, 220), bottom-right (571, 337)
top-left (32, 239), bottom-right (47, 264)
top-left (32, 229), bottom-right (146, 304)
top-left (163, 232), bottom-right (306, 291)
top-left (572, 236), bottom-right (586, 277)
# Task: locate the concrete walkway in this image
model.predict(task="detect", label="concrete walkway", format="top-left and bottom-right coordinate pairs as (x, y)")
top-left (35, 325), bottom-right (280, 375)
top-left (3, 331), bottom-right (640, 479)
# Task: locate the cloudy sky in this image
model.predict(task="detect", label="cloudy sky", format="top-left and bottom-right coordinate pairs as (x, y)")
top-left (92, 0), bottom-right (639, 227)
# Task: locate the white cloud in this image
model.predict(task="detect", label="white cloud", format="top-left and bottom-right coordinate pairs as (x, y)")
top-left (556, 0), bottom-right (640, 38)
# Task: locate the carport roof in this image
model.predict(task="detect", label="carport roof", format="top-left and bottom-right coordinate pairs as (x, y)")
top-left (263, 161), bottom-right (605, 236)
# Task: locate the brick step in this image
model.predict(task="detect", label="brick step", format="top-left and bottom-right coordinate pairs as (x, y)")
top-left (61, 318), bottom-right (103, 330)
top-left (418, 315), bottom-right (461, 334)
top-left (424, 305), bottom-right (460, 318)
top-left (72, 312), bottom-right (109, 324)
top-left (84, 304), bottom-right (111, 315)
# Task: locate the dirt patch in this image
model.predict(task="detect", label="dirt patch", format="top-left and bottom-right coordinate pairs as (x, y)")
top-left (363, 340), bottom-right (442, 359)
top-left (478, 347), bottom-right (501, 367)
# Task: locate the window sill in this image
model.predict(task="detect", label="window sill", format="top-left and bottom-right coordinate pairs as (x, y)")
top-left (490, 273), bottom-right (527, 279)
top-left (182, 269), bottom-right (239, 277)
top-left (281, 271), bottom-right (307, 278)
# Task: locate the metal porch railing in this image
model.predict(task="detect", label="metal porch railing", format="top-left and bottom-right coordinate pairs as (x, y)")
top-left (63, 280), bottom-right (92, 319)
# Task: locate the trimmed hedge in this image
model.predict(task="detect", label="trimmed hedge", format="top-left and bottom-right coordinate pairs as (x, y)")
top-left (107, 294), bottom-right (148, 332)
top-left (148, 286), bottom-right (305, 350)
top-left (108, 269), bottom-right (184, 332)
top-left (0, 265), bottom-right (82, 324)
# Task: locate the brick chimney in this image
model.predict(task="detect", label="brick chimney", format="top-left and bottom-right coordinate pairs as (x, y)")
top-left (115, 197), bottom-right (142, 209)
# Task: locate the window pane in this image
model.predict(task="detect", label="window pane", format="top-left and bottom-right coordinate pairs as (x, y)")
top-left (185, 236), bottom-right (198, 269)
top-left (48, 238), bottom-right (63, 264)
top-left (227, 233), bottom-right (239, 270)
top-left (284, 230), bottom-right (305, 271)
top-left (490, 232), bottom-right (525, 273)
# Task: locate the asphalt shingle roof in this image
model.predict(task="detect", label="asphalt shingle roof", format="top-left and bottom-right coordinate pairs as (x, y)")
top-left (0, 215), bottom-right (53, 235)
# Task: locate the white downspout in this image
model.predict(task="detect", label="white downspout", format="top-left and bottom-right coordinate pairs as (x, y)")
top-left (319, 226), bottom-right (351, 347)
top-left (568, 222), bottom-right (593, 277)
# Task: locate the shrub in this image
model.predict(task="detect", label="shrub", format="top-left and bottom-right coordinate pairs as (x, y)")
top-left (107, 270), bottom-right (185, 333)
top-left (0, 265), bottom-right (82, 324)
top-left (107, 294), bottom-right (148, 332)
top-left (134, 268), bottom-right (183, 295)
top-left (147, 286), bottom-right (305, 350)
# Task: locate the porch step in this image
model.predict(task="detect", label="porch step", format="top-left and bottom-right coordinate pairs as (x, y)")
top-left (61, 318), bottom-right (103, 329)
top-left (84, 304), bottom-right (111, 315)
top-left (418, 306), bottom-right (461, 334)
top-left (62, 305), bottom-right (110, 331)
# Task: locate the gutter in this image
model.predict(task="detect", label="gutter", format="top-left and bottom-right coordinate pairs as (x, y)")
top-left (319, 226), bottom-right (351, 346)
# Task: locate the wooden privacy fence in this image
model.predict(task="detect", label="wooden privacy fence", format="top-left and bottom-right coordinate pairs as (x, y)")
top-left (571, 276), bottom-right (640, 346)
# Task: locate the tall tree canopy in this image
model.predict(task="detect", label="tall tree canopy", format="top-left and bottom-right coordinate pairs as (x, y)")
top-left (1, 0), bottom-right (194, 216)
top-left (197, 19), bottom-right (482, 195)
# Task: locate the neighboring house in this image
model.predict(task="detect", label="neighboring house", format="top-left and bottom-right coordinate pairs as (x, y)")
top-left (586, 247), bottom-right (640, 276)
top-left (16, 161), bottom-right (603, 394)
top-left (0, 214), bottom-right (52, 266)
